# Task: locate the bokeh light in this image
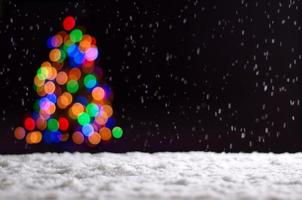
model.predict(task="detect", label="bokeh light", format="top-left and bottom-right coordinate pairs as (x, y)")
top-left (72, 131), bottom-right (84, 144)
top-left (24, 117), bottom-right (35, 131)
top-left (47, 118), bottom-right (59, 131)
top-left (58, 117), bottom-right (69, 131)
top-left (86, 103), bottom-right (99, 117)
top-left (69, 103), bottom-right (84, 119)
top-left (49, 48), bottom-right (61, 62)
top-left (88, 132), bottom-right (101, 145)
top-left (99, 127), bottom-right (112, 141)
top-left (83, 74), bottom-right (97, 88)
top-left (66, 80), bottom-right (79, 93)
top-left (63, 16), bottom-right (75, 31)
top-left (92, 87), bottom-right (105, 101)
top-left (26, 131), bottom-right (42, 144)
top-left (85, 46), bottom-right (98, 61)
top-left (14, 127), bottom-right (26, 140)
top-left (112, 126), bottom-right (123, 139)
top-left (56, 71), bottom-right (68, 85)
top-left (77, 112), bottom-right (90, 125)
top-left (82, 124), bottom-right (94, 136)
top-left (70, 29), bottom-right (83, 43)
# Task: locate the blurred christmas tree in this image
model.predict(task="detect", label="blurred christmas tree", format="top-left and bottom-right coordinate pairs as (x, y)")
top-left (14, 16), bottom-right (123, 147)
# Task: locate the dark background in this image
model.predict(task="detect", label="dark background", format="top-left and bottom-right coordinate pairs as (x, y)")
top-left (0, 0), bottom-right (301, 153)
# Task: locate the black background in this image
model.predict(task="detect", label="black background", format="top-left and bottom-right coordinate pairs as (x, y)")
top-left (0, 0), bottom-right (301, 153)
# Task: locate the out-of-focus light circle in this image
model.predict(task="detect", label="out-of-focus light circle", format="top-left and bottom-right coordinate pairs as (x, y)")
top-left (51, 35), bottom-right (63, 48)
top-left (37, 67), bottom-right (49, 80)
top-left (73, 52), bottom-right (85, 65)
top-left (63, 16), bottom-right (75, 31)
top-left (102, 105), bottom-right (113, 117)
top-left (92, 87), bottom-right (105, 101)
top-left (112, 126), bottom-right (123, 139)
top-left (70, 29), bottom-right (83, 43)
top-left (68, 68), bottom-right (81, 81)
top-left (34, 75), bottom-right (45, 87)
top-left (14, 127), bottom-right (26, 140)
top-left (85, 46), bottom-right (98, 61)
top-left (66, 80), bottom-right (79, 94)
top-left (26, 131), bottom-right (42, 144)
top-left (86, 103), bottom-right (99, 117)
top-left (24, 117), bottom-right (35, 131)
top-left (46, 93), bottom-right (57, 103)
top-left (95, 111), bottom-right (108, 125)
top-left (49, 48), bottom-right (61, 62)
top-left (44, 81), bottom-right (56, 94)
top-left (82, 124), bottom-right (94, 136)
top-left (47, 67), bottom-right (57, 80)
top-left (69, 103), bottom-right (84, 119)
top-left (99, 127), bottom-right (112, 141)
top-left (58, 117), bottom-right (69, 131)
top-left (88, 132), bottom-right (101, 145)
top-left (79, 39), bottom-right (91, 52)
top-left (72, 131), bottom-right (84, 144)
top-left (36, 117), bottom-right (47, 130)
top-left (83, 74), bottom-right (97, 89)
top-left (57, 92), bottom-right (73, 109)
top-left (56, 71), bottom-right (68, 85)
top-left (77, 112), bottom-right (90, 126)
top-left (47, 118), bottom-right (59, 131)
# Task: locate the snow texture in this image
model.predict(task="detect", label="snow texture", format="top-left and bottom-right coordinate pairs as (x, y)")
top-left (0, 152), bottom-right (302, 200)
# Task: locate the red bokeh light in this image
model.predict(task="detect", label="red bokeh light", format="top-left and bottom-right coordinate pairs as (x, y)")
top-left (24, 117), bottom-right (35, 131)
top-left (63, 16), bottom-right (75, 31)
top-left (58, 117), bottom-right (69, 131)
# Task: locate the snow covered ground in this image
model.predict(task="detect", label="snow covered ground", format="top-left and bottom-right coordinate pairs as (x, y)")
top-left (0, 152), bottom-right (302, 200)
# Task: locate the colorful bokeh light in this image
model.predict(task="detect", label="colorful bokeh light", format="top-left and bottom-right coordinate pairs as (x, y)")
top-left (14, 16), bottom-right (123, 147)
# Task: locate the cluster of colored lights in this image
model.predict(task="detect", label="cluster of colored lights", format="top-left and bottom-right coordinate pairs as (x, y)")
top-left (14, 16), bottom-right (123, 146)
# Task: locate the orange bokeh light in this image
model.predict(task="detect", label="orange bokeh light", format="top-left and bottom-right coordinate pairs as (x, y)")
top-left (49, 48), bottom-right (61, 62)
top-left (92, 87), bottom-right (105, 101)
top-left (102, 105), bottom-right (113, 117)
top-left (69, 103), bottom-right (84, 119)
top-left (68, 68), bottom-right (81, 81)
top-left (57, 92), bottom-right (73, 109)
top-left (88, 132), bottom-right (101, 145)
top-left (99, 127), bottom-right (112, 141)
top-left (14, 127), bottom-right (26, 140)
top-left (44, 81), bottom-right (56, 94)
top-left (72, 131), bottom-right (84, 144)
top-left (95, 111), bottom-right (108, 125)
top-left (26, 131), bottom-right (42, 144)
top-left (56, 71), bottom-right (68, 85)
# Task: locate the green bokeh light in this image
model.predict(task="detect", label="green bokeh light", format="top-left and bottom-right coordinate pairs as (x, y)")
top-left (70, 29), bottom-right (83, 43)
top-left (37, 67), bottom-right (48, 80)
top-left (112, 127), bottom-right (123, 139)
top-left (47, 118), bottom-right (59, 131)
top-left (86, 103), bottom-right (99, 117)
top-left (78, 112), bottom-right (90, 126)
top-left (66, 80), bottom-right (79, 93)
top-left (83, 74), bottom-right (97, 89)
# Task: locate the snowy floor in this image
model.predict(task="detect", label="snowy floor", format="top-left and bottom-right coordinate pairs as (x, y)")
top-left (0, 152), bottom-right (302, 200)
